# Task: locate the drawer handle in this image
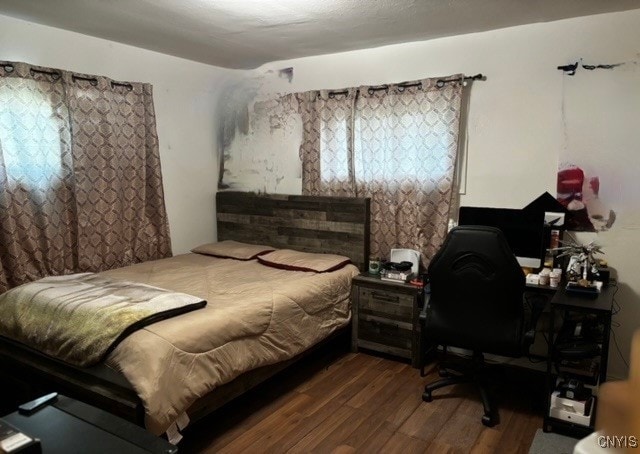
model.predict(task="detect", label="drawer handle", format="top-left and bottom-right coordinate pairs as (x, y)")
top-left (371, 292), bottom-right (399, 303)
top-left (362, 314), bottom-right (413, 330)
top-left (371, 319), bottom-right (399, 329)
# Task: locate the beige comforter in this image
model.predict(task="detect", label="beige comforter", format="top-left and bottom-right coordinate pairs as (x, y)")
top-left (0, 273), bottom-right (205, 367)
top-left (100, 253), bottom-right (358, 435)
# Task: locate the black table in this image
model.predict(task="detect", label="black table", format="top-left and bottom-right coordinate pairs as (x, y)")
top-left (2, 395), bottom-right (176, 454)
top-left (543, 284), bottom-right (615, 436)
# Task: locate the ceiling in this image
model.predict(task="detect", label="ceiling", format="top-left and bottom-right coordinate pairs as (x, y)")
top-left (0, 0), bottom-right (638, 69)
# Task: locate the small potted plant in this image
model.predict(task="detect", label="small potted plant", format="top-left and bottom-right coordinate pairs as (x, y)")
top-left (549, 238), bottom-right (604, 287)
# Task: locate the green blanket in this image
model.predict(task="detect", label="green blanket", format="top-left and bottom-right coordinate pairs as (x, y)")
top-left (0, 273), bottom-right (206, 367)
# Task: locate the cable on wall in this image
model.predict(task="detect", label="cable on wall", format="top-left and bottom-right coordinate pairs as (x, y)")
top-left (557, 59), bottom-right (625, 76)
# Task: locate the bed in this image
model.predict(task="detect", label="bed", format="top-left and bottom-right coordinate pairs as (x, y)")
top-left (0, 192), bottom-right (370, 437)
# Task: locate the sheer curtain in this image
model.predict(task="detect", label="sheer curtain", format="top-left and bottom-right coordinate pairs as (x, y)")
top-left (298, 76), bottom-right (464, 265)
top-left (296, 89), bottom-right (357, 196)
top-left (0, 62), bottom-right (171, 293)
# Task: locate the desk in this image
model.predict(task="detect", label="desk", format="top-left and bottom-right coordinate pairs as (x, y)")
top-left (420, 280), bottom-right (614, 435)
top-left (543, 284), bottom-right (615, 437)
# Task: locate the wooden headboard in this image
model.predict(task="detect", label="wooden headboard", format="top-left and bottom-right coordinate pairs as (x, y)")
top-left (216, 192), bottom-right (370, 271)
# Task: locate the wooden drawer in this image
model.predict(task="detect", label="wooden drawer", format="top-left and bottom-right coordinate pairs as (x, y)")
top-left (351, 275), bottom-right (422, 366)
top-left (358, 287), bottom-right (414, 322)
top-left (357, 314), bottom-right (413, 353)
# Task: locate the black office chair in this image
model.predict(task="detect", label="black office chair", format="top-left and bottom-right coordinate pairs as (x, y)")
top-left (420, 225), bottom-right (538, 427)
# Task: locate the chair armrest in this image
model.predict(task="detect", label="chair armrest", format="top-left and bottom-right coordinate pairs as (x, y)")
top-left (523, 327), bottom-right (536, 346)
top-left (523, 295), bottom-right (546, 349)
top-left (418, 291), bottom-right (431, 376)
top-left (419, 295), bottom-right (429, 321)
top-left (419, 284), bottom-right (431, 324)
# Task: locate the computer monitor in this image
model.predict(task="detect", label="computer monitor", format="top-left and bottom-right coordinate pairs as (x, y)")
top-left (458, 206), bottom-right (545, 268)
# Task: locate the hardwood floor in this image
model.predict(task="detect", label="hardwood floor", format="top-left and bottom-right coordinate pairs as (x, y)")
top-left (180, 352), bottom-right (544, 453)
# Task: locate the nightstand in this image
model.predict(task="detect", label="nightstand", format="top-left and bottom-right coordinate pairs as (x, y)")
top-left (351, 273), bottom-right (423, 367)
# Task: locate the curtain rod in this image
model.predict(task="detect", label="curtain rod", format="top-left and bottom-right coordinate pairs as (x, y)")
top-left (1, 63), bottom-right (133, 91)
top-left (30, 68), bottom-right (62, 80)
top-left (72, 75), bottom-right (133, 91)
top-left (326, 73), bottom-right (485, 98)
top-left (436, 73), bottom-right (485, 87)
top-left (72, 74), bottom-right (98, 86)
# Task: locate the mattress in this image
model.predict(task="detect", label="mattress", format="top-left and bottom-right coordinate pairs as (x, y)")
top-left (99, 252), bottom-right (358, 435)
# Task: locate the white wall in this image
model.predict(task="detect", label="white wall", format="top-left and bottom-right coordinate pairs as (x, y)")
top-left (0, 14), bottom-right (236, 254)
top-left (222, 9), bottom-right (640, 379)
top-left (2, 10), bottom-right (638, 379)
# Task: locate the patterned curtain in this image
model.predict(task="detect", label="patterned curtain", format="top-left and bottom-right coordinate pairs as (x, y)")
top-left (0, 62), bottom-right (171, 293)
top-left (298, 76), bottom-right (464, 265)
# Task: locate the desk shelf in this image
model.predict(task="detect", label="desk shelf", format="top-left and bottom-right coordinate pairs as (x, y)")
top-left (543, 284), bottom-right (615, 437)
top-left (556, 357), bottom-right (601, 386)
top-left (544, 412), bottom-right (595, 439)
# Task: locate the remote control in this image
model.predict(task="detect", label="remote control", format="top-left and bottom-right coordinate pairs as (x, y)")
top-left (18, 392), bottom-right (58, 415)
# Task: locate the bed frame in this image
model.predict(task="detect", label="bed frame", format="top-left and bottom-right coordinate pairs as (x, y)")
top-left (0, 192), bottom-right (370, 428)
top-left (216, 192), bottom-right (370, 270)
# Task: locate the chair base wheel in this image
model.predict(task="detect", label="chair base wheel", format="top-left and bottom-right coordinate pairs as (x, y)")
top-left (438, 368), bottom-right (451, 378)
top-left (422, 391), bottom-right (433, 402)
top-left (481, 414), bottom-right (496, 427)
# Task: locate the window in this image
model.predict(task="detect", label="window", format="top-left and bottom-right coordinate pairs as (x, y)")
top-left (319, 103), bottom-right (351, 183)
top-left (299, 78), bottom-right (465, 263)
top-left (0, 80), bottom-right (67, 192)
